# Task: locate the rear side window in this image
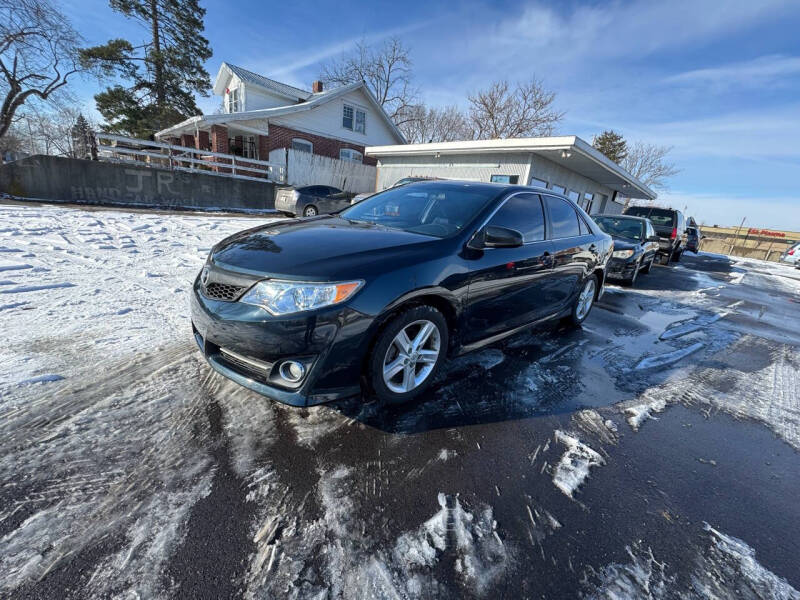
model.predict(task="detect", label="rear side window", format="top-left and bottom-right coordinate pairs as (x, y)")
top-left (487, 193), bottom-right (545, 242)
top-left (545, 195), bottom-right (581, 238)
top-left (625, 207), bottom-right (676, 227)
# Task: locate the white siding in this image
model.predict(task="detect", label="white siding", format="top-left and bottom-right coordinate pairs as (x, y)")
top-left (528, 154), bottom-right (614, 203)
top-left (270, 88), bottom-right (398, 147)
top-left (244, 86), bottom-right (299, 111)
top-left (374, 153), bottom-right (531, 190)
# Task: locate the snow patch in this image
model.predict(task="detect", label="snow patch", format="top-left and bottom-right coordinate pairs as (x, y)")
top-left (552, 431), bottom-right (605, 499)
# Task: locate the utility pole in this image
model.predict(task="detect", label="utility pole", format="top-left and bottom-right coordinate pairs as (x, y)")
top-left (729, 216), bottom-right (746, 256)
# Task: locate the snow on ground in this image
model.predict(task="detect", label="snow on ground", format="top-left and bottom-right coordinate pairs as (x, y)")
top-left (0, 203), bottom-right (264, 392)
top-left (582, 525), bottom-right (800, 599)
top-left (551, 430), bottom-right (605, 499)
top-left (0, 204), bottom-right (269, 595)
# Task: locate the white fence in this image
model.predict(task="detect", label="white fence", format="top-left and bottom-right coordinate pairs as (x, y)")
top-left (270, 148), bottom-right (377, 193)
top-left (96, 133), bottom-right (285, 183)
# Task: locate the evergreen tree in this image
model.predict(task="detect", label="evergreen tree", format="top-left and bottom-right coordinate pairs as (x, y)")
top-left (81, 0), bottom-right (212, 138)
top-left (71, 114), bottom-right (95, 159)
top-left (592, 130), bottom-right (628, 164)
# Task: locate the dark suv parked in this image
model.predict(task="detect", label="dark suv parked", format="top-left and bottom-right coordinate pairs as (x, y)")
top-left (623, 206), bottom-right (687, 262)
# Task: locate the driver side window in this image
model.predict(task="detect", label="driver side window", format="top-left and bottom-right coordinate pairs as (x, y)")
top-left (486, 193), bottom-right (545, 243)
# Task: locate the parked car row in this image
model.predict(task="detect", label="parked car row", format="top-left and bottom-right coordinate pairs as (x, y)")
top-left (195, 181), bottom-right (708, 407)
top-left (780, 241), bottom-right (800, 268)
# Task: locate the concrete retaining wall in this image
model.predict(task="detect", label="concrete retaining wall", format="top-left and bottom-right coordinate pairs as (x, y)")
top-left (0, 155), bottom-right (276, 211)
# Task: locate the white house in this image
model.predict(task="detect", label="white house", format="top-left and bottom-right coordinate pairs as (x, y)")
top-left (366, 136), bottom-right (656, 214)
top-left (154, 62), bottom-right (405, 166)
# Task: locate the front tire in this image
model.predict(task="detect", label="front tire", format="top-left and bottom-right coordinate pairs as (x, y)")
top-left (566, 274), bottom-right (597, 327)
top-left (303, 205), bottom-right (318, 217)
top-left (368, 306), bottom-right (448, 404)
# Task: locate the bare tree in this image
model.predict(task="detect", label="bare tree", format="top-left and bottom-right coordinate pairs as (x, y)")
top-left (0, 0), bottom-right (84, 140)
top-left (321, 37), bottom-right (418, 125)
top-left (622, 142), bottom-right (680, 191)
top-left (467, 78), bottom-right (564, 140)
top-left (13, 105), bottom-right (87, 156)
top-left (399, 104), bottom-right (470, 144)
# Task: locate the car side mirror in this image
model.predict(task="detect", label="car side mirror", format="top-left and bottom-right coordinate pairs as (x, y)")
top-left (469, 226), bottom-right (524, 249)
top-left (648, 235), bottom-right (660, 242)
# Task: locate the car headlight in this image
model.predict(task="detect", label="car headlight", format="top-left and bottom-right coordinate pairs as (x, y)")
top-left (612, 249), bottom-right (635, 259)
top-left (240, 279), bottom-right (363, 315)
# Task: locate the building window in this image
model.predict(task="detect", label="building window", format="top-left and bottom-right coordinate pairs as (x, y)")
top-left (529, 177), bottom-right (548, 188)
top-left (227, 88), bottom-right (241, 113)
top-left (582, 193), bottom-right (594, 211)
top-left (355, 109), bottom-right (366, 133)
top-left (228, 135), bottom-right (257, 158)
top-left (342, 105), bottom-right (354, 130)
top-left (568, 190), bottom-right (580, 202)
top-left (550, 184), bottom-right (566, 194)
top-left (291, 138), bottom-right (313, 153)
top-left (343, 104), bottom-right (366, 133)
top-left (490, 174), bottom-right (519, 184)
top-left (339, 148), bottom-right (362, 163)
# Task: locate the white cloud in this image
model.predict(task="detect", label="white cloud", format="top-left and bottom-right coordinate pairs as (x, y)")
top-left (663, 55), bottom-right (800, 89)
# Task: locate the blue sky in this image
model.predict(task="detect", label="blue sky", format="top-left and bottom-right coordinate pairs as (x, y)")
top-left (63, 0), bottom-right (800, 229)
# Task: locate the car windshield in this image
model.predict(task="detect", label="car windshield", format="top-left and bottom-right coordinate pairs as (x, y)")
top-left (595, 217), bottom-right (645, 241)
top-left (340, 184), bottom-right (498, 238)
top-left (625, 207), bottom-right (675, 227)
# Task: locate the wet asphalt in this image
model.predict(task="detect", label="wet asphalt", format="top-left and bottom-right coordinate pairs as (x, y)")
top-left (5, 252), bottom-right (800, 599)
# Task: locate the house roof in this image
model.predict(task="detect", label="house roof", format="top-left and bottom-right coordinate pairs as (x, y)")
top-left (156, 80), bottom-right (407, 145)
top-left (366, 136), bottom-right (656, 200)
top-left (213, 62), bottom-right (312, 102)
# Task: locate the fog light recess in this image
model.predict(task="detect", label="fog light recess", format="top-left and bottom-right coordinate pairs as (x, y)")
top-left (279, 361), bottom-right (306, 383)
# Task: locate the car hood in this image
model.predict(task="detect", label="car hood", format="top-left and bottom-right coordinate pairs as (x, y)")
top-left (610, 236), bottom-right (639, 250)
top-left (210, 216), bottom-right (442, 279)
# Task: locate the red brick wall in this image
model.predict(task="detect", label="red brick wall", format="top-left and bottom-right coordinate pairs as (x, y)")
top-left (210, 125), bottom-right (229, 154)
top-left (266, 123), bottom-right (377, 166)
top-left (196, 130), bottom-right (210, 151)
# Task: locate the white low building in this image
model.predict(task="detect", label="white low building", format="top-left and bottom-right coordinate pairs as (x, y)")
top-left (366, 136), bottom-right (655, 214)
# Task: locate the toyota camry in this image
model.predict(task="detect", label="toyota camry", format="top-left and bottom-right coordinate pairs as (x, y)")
top-left (191, 181), bottom-right (611, 406)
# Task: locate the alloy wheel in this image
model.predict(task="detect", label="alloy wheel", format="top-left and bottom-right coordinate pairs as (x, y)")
top-left (576, 278), bottom-right (596, 321)
top-left (304, 206), bottom-right (317, 217)
top-left (382, 319), bottom-right (441, 393)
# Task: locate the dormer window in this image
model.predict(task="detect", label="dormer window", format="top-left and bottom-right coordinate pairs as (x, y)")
top-left (343, 104), bottom-right (365, 133)
top-left (227, 87), bottom-right (241, 113)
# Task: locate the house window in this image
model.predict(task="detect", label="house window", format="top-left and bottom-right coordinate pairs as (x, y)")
top-left (550, 184), bottom-right (566, 194)
top-left (342, 105), bottom-right (354, 130)
top-left (291, 138), bottom-right (313, 153)
top-left (582, 193), bottom-right (594, 211)
top-left (355, 109), bottom-right (366, 133)
top-left (490, 174), bottom-right (519, 184)
top-left (339, 148), bottom-right (362, 163)
top-left (227, 88), bottom-right (241, 113)
top-left (529, 177), bottom-right (548, 188)
top-left (343, 105), bottom-right (366, 133)
top-left (568, 190), bottom-right (580, 202)
top-left (243, 135), bottom-right (257, 158)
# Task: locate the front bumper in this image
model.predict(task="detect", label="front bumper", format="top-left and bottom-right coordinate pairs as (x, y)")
top-left (605, 257), bottom-right (638, 280)
top-left (190, 279), bottom-right (367, 406)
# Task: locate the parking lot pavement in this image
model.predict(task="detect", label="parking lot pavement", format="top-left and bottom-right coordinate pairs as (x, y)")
top-left (1, 204), bottom-right (799, 599)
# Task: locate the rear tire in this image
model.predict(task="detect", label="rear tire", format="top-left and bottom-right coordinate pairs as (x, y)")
top-left (565, 274), bottom-right (597, 328)
top-left (303, 205), bottom-right (318, 217)
top-left (368, 305), bottom-right (449, 405)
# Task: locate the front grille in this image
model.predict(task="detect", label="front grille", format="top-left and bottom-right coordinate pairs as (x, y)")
top-left (204, 282), bottom-right (245, 301)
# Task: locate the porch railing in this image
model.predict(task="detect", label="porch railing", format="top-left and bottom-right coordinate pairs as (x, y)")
top-left (95, 133), bottom-right (285, 183)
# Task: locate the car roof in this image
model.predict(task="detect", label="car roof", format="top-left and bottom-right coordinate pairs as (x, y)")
top-left (594, 214), bottom-right (649, 222)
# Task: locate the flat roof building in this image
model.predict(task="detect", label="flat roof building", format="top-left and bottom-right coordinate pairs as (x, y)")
top-left (366, 136), bottom-right (656, 215)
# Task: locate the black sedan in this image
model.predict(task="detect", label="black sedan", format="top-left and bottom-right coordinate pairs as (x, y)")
top-left (274, 185), bottom-right (354, 217)
top-left (192, 182), bottom-right (611, 406)
top-left (593, 215), bottom-right (660, 286)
